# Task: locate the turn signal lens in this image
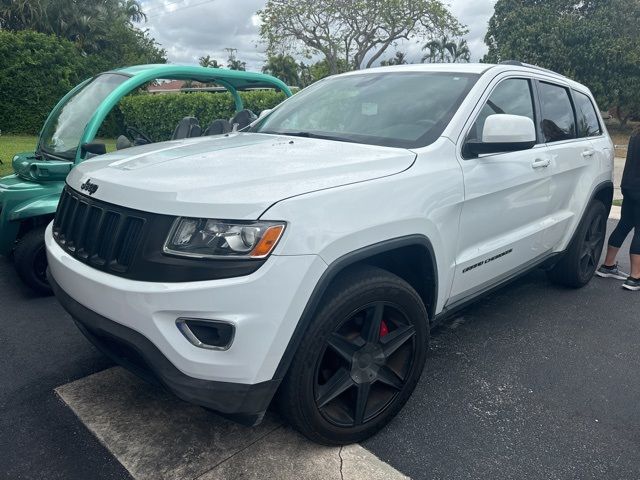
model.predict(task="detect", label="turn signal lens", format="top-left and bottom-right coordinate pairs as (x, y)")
top-left (250, 225), bottom-right (285, 258)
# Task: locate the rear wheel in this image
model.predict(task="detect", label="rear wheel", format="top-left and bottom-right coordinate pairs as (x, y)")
top-left (278, 266), bottom-right (428, 445)
top-left (14, 226), bottom-right (52, 296)
top-left (547, 200), bottom-right (607, 288)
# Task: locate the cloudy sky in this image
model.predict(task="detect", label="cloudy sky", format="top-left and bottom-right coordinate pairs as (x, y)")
top-left (139, 0), bottom-right (497, 70)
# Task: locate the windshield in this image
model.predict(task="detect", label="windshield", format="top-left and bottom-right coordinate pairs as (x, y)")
top-left (253, 71), bottom-right (479, 149)
top-left (39, 73), bottom-right (129, 159)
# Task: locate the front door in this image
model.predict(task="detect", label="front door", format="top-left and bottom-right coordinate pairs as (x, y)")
top-left (449, 76), bottom-right (552, 304)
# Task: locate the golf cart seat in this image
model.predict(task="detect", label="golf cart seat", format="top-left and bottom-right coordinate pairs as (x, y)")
top-left (230, 109), bottom-right (257, 131)
top-left (172, 117), bottom-right (202, 140)
top-left (203, 118), bottom-right (232, 136)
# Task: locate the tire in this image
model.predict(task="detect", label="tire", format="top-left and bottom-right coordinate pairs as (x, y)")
top-left (547, 200), bottom-right (607, 288)
top-left (14, 226), bottom-right (52, 296)
top-left (278, 265), bottom-right (429, 445)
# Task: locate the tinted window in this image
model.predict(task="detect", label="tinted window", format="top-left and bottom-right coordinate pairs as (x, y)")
top-left (539, 82), bottom-right (576, 142)
top-left (253, 72), bottom-right (479, 149)
top-left (574, 91), bottom-right (602, 137)
top-left (468, 78), bottom-right (535, 142)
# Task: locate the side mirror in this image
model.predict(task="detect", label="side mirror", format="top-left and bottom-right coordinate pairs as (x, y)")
top-left (81, 142), bottom-right (107, 157)
top-left (465, 114), bottom-right (536, 156)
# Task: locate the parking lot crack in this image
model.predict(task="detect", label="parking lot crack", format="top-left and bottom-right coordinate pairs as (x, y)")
top-left (338, 446), bottom-right (345, 480)
top-left (193, 424), bottom-right (283, 480)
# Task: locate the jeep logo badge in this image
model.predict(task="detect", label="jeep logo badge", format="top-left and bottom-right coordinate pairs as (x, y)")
top-left (80, 179), bottom-right (99, 195)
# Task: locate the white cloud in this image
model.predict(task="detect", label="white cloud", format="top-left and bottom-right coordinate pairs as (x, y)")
top-left (139, 0), bottom-right (497, 70)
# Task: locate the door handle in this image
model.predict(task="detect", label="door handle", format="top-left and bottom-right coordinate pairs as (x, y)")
top-left (532, 158), bottom-right (550, 169)
top-left (581, 149), bottom-right (596, 158)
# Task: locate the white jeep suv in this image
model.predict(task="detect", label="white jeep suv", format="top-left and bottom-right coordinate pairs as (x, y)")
top-left (46, 62), bottom-right (614, 445)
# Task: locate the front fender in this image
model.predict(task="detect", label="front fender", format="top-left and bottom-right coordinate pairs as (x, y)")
top-left (9, 191), bottom-right (61, 221)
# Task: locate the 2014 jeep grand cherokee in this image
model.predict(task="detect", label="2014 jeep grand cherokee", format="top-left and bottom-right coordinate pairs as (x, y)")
top-left (46, 62), bottom-right (614, 445)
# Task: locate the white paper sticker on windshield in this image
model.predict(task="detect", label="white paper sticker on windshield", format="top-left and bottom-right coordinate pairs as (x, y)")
top-left (361, 103), bottom-right (378, 116)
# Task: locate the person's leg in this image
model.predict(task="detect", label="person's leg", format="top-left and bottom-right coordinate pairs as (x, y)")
top-left (604, 196), bottom-right (634, 265)
top-left (623, 193), bottom-right (640, 290)
top-left (628, 193), bottom-right (640, 278)
top-left (598, 194), bottom-right (633, 278)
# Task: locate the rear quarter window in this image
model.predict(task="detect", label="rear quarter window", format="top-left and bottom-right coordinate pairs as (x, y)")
top-left (573, 90), bottom-right (602, 137)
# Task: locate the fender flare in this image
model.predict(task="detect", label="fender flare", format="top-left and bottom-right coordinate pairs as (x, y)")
top-left (272, 234), bottom-right (438, 381)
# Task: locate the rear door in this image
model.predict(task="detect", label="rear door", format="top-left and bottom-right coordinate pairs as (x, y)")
top-left (536, 81), bottom-right (608, 251)
top-left (449, 76), bottom-right (552, 304)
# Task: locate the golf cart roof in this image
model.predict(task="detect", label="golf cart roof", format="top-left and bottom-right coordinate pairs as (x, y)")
top-left (111, 64), bottom-right (291, 94)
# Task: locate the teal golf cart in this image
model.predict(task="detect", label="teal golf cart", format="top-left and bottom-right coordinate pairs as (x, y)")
top-left (0, 65), bottom-right (291, 294)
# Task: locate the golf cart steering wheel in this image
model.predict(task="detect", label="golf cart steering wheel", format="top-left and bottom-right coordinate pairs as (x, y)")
top-left (125, 126), bottom-right (153, 145)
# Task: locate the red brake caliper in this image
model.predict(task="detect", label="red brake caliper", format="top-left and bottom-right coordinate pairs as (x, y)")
top-left (379, 320), bottom-right (389, 338)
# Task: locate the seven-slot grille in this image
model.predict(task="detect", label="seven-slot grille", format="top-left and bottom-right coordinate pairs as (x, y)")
top-left (52, 186), bottom-right (146, 273)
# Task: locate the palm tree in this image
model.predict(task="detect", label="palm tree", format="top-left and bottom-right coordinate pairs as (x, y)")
top-left (199, 55), bottom-right (222, 68)
top-left (446, 39), bottom-right (471, 63)
top-left (380, 51), bottom-right (409, 66)
top-left (422, 36), bottom-right (457, 63)
top-left (121, 0), bottom-right (146, 23)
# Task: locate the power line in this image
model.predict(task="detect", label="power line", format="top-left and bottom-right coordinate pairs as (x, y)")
top-left (142, 0), bottom-right (189, 15)
top-left (146, 0), bottom-right (217, 19)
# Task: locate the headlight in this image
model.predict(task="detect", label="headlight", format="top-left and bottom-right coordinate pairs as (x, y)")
top-left (163, 218), bottom-right (286, 259)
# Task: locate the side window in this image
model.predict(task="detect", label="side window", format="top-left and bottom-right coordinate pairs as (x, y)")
top-left (538, 82), bottom-right (576, 143)
top-left (573, 91), bottom-right (602, 137)
top-left (467, 78), bottom-right (535, 143)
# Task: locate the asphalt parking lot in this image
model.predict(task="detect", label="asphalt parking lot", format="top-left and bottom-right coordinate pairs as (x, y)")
top-left (1, 220), bottom-right (639, 479)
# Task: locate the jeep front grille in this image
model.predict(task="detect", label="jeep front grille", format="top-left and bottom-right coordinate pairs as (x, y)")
top-left (53, 186), bottom-right (145, 273)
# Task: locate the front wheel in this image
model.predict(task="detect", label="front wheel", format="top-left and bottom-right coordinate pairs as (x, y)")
top-left (547, 200), bottom-right (607, 288)
top-left (14, 226), bottom-right (52, 296)
top-left (278, 266), bottom-right (428, 445)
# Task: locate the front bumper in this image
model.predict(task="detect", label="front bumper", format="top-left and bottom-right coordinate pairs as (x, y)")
top-left (49, 274), bottom-right (278, 424)
top-left (45, 223), bottom-right (327, 418)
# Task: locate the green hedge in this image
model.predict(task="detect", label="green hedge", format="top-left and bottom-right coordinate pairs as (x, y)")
top-left (0, 30), bottom-right (86, 134)
top-left (118, 90), bottom-right (288, 141)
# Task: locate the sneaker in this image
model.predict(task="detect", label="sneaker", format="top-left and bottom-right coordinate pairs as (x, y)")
top-left (622, 277), bottom-right (640, 291)
top-left (596, 263), bottom-right (628, 280)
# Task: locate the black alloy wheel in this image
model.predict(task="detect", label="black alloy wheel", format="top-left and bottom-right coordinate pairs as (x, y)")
top-left (547, 200), bottom-right (607, 288)
top-left (315, 301), bottom-right (416, 427)
top-left (279, 266), bottom-right (428, 445)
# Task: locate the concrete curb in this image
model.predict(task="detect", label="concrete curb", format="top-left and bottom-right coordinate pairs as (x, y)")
top-left (55, 367), bottom-right (408, 480)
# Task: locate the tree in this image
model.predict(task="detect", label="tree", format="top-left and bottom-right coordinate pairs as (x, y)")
top-left (258, 0), bottom-right (465, 75)
top-left (199, 55), bottom-right (222, 68)
top-left (225, 48), bottom-right (246, 71)
top-left (262, 54), bottom-right (300, 86)
top-left (0, 0), bottom-right (164, 59)
top-left (422, 36), bottom-right (470, 63)
top-left (483, 0), bottom-right (640, 125)
top-left (380, 51), bottom-right (409, 66)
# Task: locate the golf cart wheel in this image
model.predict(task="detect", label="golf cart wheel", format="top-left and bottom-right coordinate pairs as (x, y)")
top-left (14, 226), bottom-right (52, 296)
top-left (547, 200), bottom-right (607, 288)
top-left (279, 266), bottom-right (428, 445)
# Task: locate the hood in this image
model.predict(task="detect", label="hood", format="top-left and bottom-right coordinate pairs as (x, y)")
top-left (67, 133), bottom-right (416, 219)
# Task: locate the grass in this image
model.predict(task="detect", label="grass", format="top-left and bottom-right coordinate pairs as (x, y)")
top-left (0, 135), bottom-right (37, 177)
top-left (0, 135), bottom-right (117, 177)
top-left (613, 199), bottom-right (623, 207)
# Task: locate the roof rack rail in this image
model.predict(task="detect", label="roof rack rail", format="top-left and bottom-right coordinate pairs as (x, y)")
top-left (499, 60), bottom-right (565, 78)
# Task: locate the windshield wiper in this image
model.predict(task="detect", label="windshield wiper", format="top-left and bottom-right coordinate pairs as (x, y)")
top-left (260, 130), bottom-right (358, 144)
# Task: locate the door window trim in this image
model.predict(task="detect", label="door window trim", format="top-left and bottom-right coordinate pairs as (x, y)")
top-left (460, 75), bottom-right (540, 160)
top-left (535, 79), bottom-right (580, 144)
